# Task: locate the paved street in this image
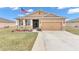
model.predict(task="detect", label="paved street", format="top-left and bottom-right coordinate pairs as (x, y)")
top-left (32, 31), bottom-right (79, 51)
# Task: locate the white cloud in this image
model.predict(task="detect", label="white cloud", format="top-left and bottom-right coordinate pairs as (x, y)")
top-left (9, 7), bottom-right (19, 10)
top-left (68, 8), bottom-right (79, 14)
top-left (57, 7), bottom-right (66, 9)
top-left (28, 9), bottom-right (34, 12)
top-left (0, 7), bottom-right (20, 10)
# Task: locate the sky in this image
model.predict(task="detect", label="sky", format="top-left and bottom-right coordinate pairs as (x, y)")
top-left (0, 7), bottom-right (79, 21)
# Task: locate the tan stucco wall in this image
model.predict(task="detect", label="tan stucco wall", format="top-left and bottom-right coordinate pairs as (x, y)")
top-left (40, 18), bottom-right (64, 22)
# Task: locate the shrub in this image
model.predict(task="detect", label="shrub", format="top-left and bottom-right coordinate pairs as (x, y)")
top-left (36, 28), bottom-right (41, 31)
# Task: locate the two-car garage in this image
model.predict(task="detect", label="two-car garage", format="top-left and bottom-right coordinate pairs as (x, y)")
top-left (41, 22), bottom-right (62, 31)
top-left (40, 18), bottom-right (65, 31)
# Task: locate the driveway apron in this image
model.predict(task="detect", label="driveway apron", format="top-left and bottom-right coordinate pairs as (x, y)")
top-left (32, 31), bottom-right (79, 51)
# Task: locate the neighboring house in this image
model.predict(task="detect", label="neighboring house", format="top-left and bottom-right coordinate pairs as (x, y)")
top-left (66, 18), bottom-right (79, 28)
top-left (0, 18), bottom-right (15, 28)
top-left (16, 10), bottom-right (65, 31)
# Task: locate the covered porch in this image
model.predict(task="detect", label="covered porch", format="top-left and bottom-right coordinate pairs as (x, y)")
top-left (16, 19), bottom-right (40, 29)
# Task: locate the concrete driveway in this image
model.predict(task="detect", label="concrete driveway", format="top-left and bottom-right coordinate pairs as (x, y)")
top-left (32, 31), bottom-right (79, 51)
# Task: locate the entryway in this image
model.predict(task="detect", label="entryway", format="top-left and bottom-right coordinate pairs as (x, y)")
top-left (33, 19), bottom-right (39, 29)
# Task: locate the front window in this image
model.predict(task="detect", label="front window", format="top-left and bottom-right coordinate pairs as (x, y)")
top-left (27, 20), bottom-right (30, 25)
top-left (19, 20), bottom-right (23, 25)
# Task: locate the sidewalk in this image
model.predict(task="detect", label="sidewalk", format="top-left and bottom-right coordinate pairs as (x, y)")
top-left (32, 32), bottom-right (45, 51)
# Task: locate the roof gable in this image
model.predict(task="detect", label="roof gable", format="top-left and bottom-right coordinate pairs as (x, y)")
top-left (24, 10), bottom-right (59, 17)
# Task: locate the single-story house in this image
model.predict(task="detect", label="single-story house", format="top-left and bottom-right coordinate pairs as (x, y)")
top-left (16, 10), bottom-right (65, 31)
top-left (0, 23), bottom-right (15, 28)
top-left (0, 18), bottom-right (15, 28)
top-left (66, 18), bottom-right (79, 28)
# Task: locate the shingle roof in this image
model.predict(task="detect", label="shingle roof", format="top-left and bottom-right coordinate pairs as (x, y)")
top-left (16, 10), bottom-right (65, 19)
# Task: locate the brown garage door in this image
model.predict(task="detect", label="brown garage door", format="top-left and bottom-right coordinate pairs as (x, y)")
top-left (41, 22), bottom-right (62, 31)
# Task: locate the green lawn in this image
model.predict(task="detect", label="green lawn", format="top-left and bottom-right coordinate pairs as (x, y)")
top-left (66, 26), bottom-right (79, 35)
top-left (0, 28), bottom-right (38, 51)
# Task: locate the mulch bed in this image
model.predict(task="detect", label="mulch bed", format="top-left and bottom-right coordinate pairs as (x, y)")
top-left (11, 29), bottom-right (32, 32)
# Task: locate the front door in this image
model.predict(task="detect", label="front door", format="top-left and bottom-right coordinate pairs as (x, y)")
top-left (33, 19), bottom-right (39, 29)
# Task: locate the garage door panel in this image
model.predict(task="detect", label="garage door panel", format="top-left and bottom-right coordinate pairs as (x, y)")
top-left (41, 22), bottom-right (62, 31)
